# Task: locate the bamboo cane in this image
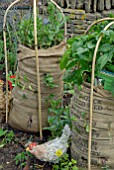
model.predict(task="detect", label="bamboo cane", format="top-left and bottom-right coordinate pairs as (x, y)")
top-left (85, 17), bottom-right (114, 34)
top-left (33, 0), bottom-right (43, 140)
top-left (50, 0), bottom-right (67, 43)
top-left (87, 19), bottom-right (114, 170)
top-left (33, 0), bottom-right (67, 140)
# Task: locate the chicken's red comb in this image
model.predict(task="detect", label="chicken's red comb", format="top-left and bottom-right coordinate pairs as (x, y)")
top-left (28, 142), bottom-right (37, 150)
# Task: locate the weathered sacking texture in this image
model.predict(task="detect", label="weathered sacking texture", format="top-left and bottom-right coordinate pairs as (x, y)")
top-left (0, 80), bottom-right (5, 124)
top-left (71, 83), bottom-right (114, 169)
top-left (8, 43), bottom-right (65, 132)
top-left (0, 81), bottom-right (5, 111)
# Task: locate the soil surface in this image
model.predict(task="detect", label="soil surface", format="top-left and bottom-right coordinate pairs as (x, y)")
top-left (0, 123), bottom-right (53, 170)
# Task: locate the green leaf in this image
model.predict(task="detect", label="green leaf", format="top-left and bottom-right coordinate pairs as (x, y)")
top-left (101, 29), bottom-right (110, 36)
top-left (77, 47), bottom-right (88, 55)
top-left (65, 59), bottom-right (77, 70)
top-left (81, 112), bottom-right (87, 118)
top-left (60, 50), bottom-right (71, 69)
top-left (99, 43), bottom-right (112, 52)
top-left (0, 129), bottom-right (7, 137)
top-left (56, 12), bottom-right (63, 22)
top-left (97, 52), bottom-right (113, 71)
top-left (86, 124), bottom-right (90, 133)
top-left (70, 116), bottom-right (77, 121)
top-left (86, 41), bottom-right (95, 49)
top-left (0, 143), bottom-right (5, 148)
top-left (72, 166), bottom-right (79, 170)
top-left (72, 41), bottom-right (83, 52)
top-left (67, 89), bottom-right (74, 95)
top-left (22, 84), bottom-right (26, 91)
top-left (29, 85), bottom-right (32, 90)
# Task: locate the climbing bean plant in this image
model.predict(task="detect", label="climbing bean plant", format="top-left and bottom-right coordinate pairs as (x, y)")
top-left (17, 2), bottom-right (66, 49)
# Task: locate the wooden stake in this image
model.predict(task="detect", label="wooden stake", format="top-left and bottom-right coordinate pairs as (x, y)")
top-left (33, 0), bottom-right (43, 140)
top-left (50, 0), bottom-right (67, 43)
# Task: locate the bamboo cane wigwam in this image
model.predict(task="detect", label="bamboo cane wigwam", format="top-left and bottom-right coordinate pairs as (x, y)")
top-left (71, 18), bottom-right (114, 170)
top-left (3, 0), bottom-right (67, 132)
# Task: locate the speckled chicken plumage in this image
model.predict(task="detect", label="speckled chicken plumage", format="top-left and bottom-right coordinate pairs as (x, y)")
top-left (28, 124), bottom-right (71, 163)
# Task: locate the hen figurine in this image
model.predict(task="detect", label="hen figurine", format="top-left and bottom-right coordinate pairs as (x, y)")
top-left (26, 124), bottom-right (71, 163)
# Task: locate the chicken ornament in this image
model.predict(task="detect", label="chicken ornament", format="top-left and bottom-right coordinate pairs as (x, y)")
top-left (26, 124), bottom-right (71, 163)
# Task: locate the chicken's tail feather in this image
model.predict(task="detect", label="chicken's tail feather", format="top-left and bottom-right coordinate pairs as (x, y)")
top-left (61, 124), bottom-right (71, 141)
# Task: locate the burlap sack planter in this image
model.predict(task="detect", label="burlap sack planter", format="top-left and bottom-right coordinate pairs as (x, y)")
top-left (8, 43), bottom-right (65, 132)
top-left (71, 83), bottom-right (114, 169)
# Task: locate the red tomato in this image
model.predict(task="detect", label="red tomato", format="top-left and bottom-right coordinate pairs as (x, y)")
top-left (8, 75), bottom-right (16, 90)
